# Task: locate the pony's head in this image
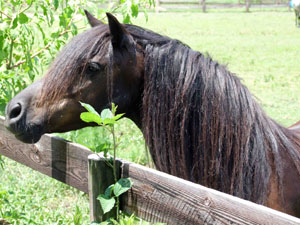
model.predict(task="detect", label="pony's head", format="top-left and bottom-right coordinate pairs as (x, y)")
top-left (5, 12), bottom-right (144, 143)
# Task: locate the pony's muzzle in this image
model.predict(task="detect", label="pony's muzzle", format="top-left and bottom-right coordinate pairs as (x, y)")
top-left (4, 79), bottom-right (44, 143)
top-left (5, 100), bottom-right (43, 144)
top-left (7, 102), bottom-right (22, 122)
top-left (5, 100), bottom-right (26, 136)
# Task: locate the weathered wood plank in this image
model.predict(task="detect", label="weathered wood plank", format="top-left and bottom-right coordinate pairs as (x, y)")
top-left (121, 162), bottom-right (300, 225)
top-left (0, 116), bottom-right (91, 193)
top-left (160, 0), bottom-right (200, 4)
top-left (0, 218), bottom-right (11, 225)
top-left (158, 3), bottom-right (288, 9)
top-left (88, 154), bottom-right (121, 222)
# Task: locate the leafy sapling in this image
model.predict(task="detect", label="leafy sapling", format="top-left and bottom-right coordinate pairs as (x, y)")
top-left (80, 102), bottom-right (133, 221)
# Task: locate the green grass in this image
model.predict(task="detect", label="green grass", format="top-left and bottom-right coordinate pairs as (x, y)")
top-left (0, 158), bottom-right (90, 224)
top-left (133, 9), bottom-right (300, 126)
top-left (1, 9), bottom-right (300, 224)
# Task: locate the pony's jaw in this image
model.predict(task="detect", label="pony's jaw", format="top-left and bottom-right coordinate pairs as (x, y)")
top-left (4, 79), bottom-right (81, 143)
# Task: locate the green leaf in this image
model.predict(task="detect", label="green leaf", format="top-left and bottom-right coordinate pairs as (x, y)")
top-left (65, 6), bottom-right (75, 18)
top-left (11, 16), bottom-right (18, 29)
top-left (111, 102), bottom-right (117, 114)
top-left (59, 14), bottom-right (67, 27)
top-left (104, 184), bottom-right (114, 197)
top-left (80, 112), bottom-right (102, 125)
top-left (54, 0), bottom-right (59, 10)
top-left (50, 31), bottom-right (60, 39)
top-left (49, 10), bottom-right (55, 25)
top-left (100, 109), bottom-right (113, 119)
top-left (113, 113), bottom-right (125, 121)
top-left (80, 102), bottom-right (100, 116)
top-left (131, 4), bottom-right (139, 18)
top-left (102, 118), bottom-right (116, 125)
top-left (123, 14), bottom-right (130, 24)
top-left (95, 141), bottom-right (110, 156)
top-left (73, 205), bottom-right (82, 225)
top-left (102, 113), bottom-right (124, 125)
top-left (41, 4), bottom-right (48, 17)
top-left (28, 70), bottom-right (35, 82)
top-left (19, 13), bottom-right (29, 24)
top-left (97, 194), bottom-right (115, 214)
top-left (71, 23), bottom-right (78, 35)
top-left (113, 178), bottom-right (133, 197)
top-left (95, 144), bottom-right (107, 153)
top-left (35, 22), bottom-right (45, 40)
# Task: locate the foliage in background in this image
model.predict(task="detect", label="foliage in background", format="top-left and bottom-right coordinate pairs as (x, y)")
top-left (0, 0), bottom-right (154, 114)
top-left (0, 0), bottom-right (80, 113)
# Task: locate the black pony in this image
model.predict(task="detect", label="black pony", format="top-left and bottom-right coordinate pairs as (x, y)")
top-left (5, 11), bottom-right (300, 217)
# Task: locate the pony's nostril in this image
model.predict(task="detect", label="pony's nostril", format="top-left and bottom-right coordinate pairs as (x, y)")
top-left (9, 103), bottom-right (22, 120)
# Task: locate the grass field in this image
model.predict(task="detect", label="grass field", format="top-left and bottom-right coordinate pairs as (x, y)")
top-left (1, 9), bottom-right (300, 224)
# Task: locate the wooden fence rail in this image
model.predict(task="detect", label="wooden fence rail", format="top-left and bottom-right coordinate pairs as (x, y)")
top-left (0, 116), bottom-right (300, 224)
top-left (156, 0), bottom-right (290, 12)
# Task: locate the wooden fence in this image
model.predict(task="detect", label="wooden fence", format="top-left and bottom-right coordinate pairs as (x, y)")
top-left (0, 115), bottom-right (300, 224)
top-left (155, 0), bottom-right (291, 12)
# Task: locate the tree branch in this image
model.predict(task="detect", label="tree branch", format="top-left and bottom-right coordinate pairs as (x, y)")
top-left (0, 10), bottom-right (12, 19)
top-left (7, 39), bottom-right (14, 70)
top-left (6, 6), bottom-right (82, 70)
top-left (6, 28), bottom-right (82, 69)
top-left (7, 26), bottom-right (84, 69)
top-left (19, 1), bottom-right (33, 15)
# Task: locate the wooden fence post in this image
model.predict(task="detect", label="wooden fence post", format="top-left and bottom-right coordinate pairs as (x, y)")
top-left (155, 0), bottom-right (160, 13)
top-left (88, 154), bottom-right (121, 223)
top-left (199, 0), bottom-right (206, 12)
top-left (246, 0), bottom-right (251, 12)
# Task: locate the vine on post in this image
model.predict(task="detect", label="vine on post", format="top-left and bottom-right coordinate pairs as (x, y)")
top-left (80, 102), bottom-right (133, 222)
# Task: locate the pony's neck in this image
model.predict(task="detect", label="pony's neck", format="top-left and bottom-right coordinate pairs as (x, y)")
top-left (132, 27), bottom-right (300, 212)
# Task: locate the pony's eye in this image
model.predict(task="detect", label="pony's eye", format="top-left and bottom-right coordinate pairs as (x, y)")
top-left (86, 62), bottom-right (102, 74)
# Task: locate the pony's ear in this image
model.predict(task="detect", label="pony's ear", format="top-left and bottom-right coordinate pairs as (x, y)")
top-left (106, 13), bottom-right (134, 50)
top-left (84, 10), bottom-right (104, 27)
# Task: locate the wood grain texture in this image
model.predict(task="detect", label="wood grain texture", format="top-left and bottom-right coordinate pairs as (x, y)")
top-left (0, 116), bottom-right (91, 193)
top-left (88, 154), bottom-right (121, 222)
top-left (121, 162), bottom-right (300, 225)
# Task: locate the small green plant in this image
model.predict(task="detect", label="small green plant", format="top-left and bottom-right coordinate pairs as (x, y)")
top-left (0, 155), bottom-right (4, 169)
top-left (80, 102), bottom-right (133, 222)
top-left (99, 214), bottom-right (165, 225)
top-left (73, 205), bottom-right (83, 225)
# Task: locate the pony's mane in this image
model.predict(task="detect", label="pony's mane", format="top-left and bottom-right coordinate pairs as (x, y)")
top-left (125, 24), bottom-right (300, 203)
